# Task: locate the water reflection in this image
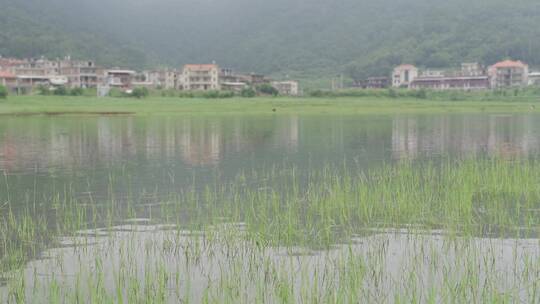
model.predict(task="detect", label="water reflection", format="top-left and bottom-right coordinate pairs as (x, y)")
top-left (392, 115), bottom-right (540, 159)
top-left (1, 114), bottom-right (540, 174)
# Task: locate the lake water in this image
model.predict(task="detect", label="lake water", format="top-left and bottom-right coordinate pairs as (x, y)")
top-left (2, 113), bottom-right (540, 303)
top-left (1, 113), bottom-right (538, 199)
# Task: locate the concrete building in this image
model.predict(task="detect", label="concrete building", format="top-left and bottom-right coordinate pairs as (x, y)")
top-left (145, 69), bottom-right (177, 89)
top-left (59, 58), bottom-right (105, 88)
top-left (181, 64), bottom-right (220, 91)
top-left (221, 82), bottom-right (248, 93)
top-left (353, 77), bottom-right (390, 89)
top-left (488, 60), bottom-right (529, 89)
top-left (106, 70), bottom-right (136, 89)
top-left (272, 81), bottom-right (300, 96)
top-left (0, 71), bottom-right (17, 93)
top-left (528, 72), bottom-right (540, 86)
top-left (461, 63), bottom-right (485, 76)
top-left (410, 76), bottom-right (489, 90)
top-left (392, 64), bottom-right (418, 88)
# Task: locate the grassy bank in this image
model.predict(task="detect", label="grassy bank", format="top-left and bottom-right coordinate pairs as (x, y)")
top-left (1, 95), bottom-right (540, 116)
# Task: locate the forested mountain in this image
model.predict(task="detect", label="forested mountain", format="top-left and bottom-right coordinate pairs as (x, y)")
top-left (1, 0), bottom-right (540, 80)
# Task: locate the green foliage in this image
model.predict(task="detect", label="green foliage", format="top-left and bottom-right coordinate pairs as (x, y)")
top-left (132, 87), bottom-right (149, 99)
top-left (37, 85), bottom-right (51, 96)
top-left (108, 88), bottom-right (125, 98)
top-left (256, 84), bottom-right (279, 96)
top-left (0, 85), bottom-right (7, 99)
top-left (2, 0), bottom-right (540, 81)
top-left (70, 87), bottom-right (84, 96)
top-left (53, 86), bottom-right (68, 96)
top-left (200, 90), bottom-right (234, 99)
top-left (240, 87), bottom-right (256, 98)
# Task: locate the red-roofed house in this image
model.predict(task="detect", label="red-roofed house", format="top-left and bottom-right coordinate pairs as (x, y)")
top-left (181, 64), bottom-right (220, 91)
top-left (392, 64), bottom-right (418, 88)
top-left (489, 60), bottom-right (529, 88)
top-left (0, 71), bottom-right (17, 92)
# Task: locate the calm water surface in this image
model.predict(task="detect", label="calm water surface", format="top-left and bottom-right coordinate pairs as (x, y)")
top-left (1, 113), bottom-right (538, 199)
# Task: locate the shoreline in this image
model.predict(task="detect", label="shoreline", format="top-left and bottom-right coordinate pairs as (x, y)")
top-left (0, 95), bottom-right (539, 116)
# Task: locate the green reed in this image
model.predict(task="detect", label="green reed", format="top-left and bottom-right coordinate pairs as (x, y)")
top-left (1, 158), bottom-right (540, 303)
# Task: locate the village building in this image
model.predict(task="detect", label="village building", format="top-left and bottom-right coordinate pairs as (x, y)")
top-left (106, 70), bottom-right (136, 89)
top-left (410, 76), bottom-right (490, 90)
top-left (410, 63), bottom-right (489, 90)
top-left (353, 77), bottom-right (390, 89)
top-left (461, 63), bottom-right (486, 76)
top-left (144, 69), bottom-right (177, 89)
top-left (221, 82), bottom-right (248, 93)
top-left (488, 60), bottom-right (529, 89)
top-left (0, 71), bottom-right (18, 93)
top-left (181, 64), bottom-right (220, 91)
top-left (272, 81), bottom-right (300, 96)
top-left (528, 72), bottom-right (540, 86)
top-left (392, 64), bottom-right (418, 88)
top-left (58, 58), bottom-right (105, 88)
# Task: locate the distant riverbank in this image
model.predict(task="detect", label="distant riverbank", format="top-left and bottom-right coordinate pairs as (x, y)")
top-left (0, 95), bottom-right (539, 116)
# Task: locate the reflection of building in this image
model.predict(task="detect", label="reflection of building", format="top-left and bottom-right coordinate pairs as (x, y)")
top-left (392, 118), bottom-right (418, 159)
top-left (4, 115), bottom-right (540, 174)
top-left (391, 115), bottom-right (540, 160)
top-left (180, 121), bottom-right (222, 166)
top-left (275, 116), bottom-right (299, 152)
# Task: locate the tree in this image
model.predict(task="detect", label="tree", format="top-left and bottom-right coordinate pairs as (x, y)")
top-left (256, 84), bottom-right (279, 96)
top-left (70, 87), bottom-right (84, 96)
top-left (37, 85), bottom-right (51, 96)
top-left (240, 87), bottom-right (256, 98)
top-left (0, 85), bottom-right (7, 99)
top-left (53, 86), bottom-right (68, 96)
top-left (132, 87), bottom-right (149, 98)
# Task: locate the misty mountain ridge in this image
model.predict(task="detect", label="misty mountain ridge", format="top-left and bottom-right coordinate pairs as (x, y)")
top-left (1, 0), bottom-right (540, 82)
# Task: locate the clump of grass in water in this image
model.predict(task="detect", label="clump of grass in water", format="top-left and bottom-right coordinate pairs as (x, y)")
top-left (2, 158), bottom-right (540, 302)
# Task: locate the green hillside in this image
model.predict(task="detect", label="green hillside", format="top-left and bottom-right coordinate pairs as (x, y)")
top-left (1, 0), bottom-right (540, 82)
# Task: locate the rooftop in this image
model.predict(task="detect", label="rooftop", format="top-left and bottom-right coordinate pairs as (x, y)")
top-left (395, 64), bottom-right (417, 70)
top-left (184, 64), bottom-right (218, 71)
top-left (107, 69), bottom-right (136, 75)
top-left (0, 71), bottom-right (16, 78)
top-left (492, 60), bottom-right (528, 68)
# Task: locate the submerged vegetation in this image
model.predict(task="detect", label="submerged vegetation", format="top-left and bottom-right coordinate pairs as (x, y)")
top-left (2, 159), bottom-right (540, 302)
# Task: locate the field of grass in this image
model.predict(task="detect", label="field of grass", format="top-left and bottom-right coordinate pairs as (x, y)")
top-left (1, 95), bottom-right (540, 116)
top-left (2, 159), bottom-right (540, 303)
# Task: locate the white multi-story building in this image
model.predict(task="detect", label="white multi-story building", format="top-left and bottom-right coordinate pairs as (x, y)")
top-left (488, 60), bottom-right (529, 89)
top-left (59, 57), bottom-right (105, 88)
top-left (145, 69), bottom-right (177, 89)
top-left (528, 72), bottom-right (540, 86)
top-left (181, 64), bottom-right (220, 91)
top-left (272, 81), bottom-right (300, 96)
top-left (392, 64), bottom-right (418, 88)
